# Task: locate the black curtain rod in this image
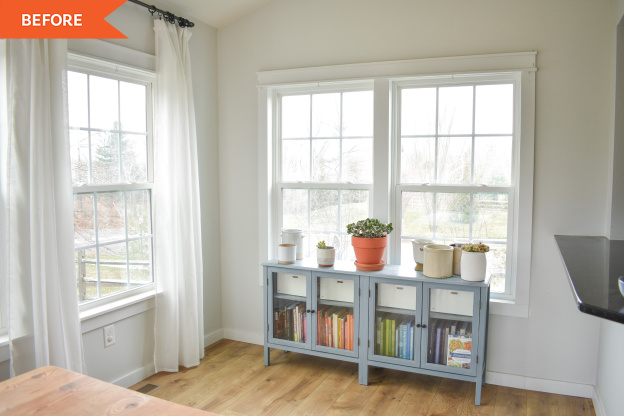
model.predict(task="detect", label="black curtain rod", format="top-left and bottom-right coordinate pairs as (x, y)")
top-left (128, 0), bottom-right (195, 28)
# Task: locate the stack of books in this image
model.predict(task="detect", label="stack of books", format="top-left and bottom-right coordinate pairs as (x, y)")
top-left (427, 319), bottom-right (472, 369)
top-left (273, 301), bottom-right (307, 342)
top-left (374, 313), bottom-right (415, 360)
top-left (316, 305), bottom-right (354, 350)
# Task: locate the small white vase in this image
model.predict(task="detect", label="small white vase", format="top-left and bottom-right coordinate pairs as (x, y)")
top-left (460, 251), bottom-right (487, 281)
top-left (317, 247), bottom-right (336, 267)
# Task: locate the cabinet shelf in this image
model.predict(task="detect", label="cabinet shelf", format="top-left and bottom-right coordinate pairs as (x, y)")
top-left (318, 299), bottom-right (353, 308)
top-left (429, 311), bottom-right (473, 322)
top-left (273, 293), bottom-right (306, 302)
top-left (375, 306), bottom-right (416, 315)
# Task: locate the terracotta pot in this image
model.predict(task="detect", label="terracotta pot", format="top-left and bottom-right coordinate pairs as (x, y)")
top-left (351, 236), bottom-right (387, 265)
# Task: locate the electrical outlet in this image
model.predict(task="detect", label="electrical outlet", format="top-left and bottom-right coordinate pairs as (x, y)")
top-left (104, 324), bottom-right (116, 347)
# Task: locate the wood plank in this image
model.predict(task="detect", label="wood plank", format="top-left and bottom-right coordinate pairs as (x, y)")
top-left (392, 373), bottom-right (441, 416)
top-left (493, 387), bottom-right (527, 416)
top-left (257, 356), bottom-right (338, 416)
top-left (219, 352), bottom-right (333, 415)
top-left (156, 343), bottom-right (265, 408)
top-left (526, 390), bottom-right (559, 416)
top-left (420, 378), bottom-right (471, 416)
top-left (357, 370), bottom-right (411, 416)
top-left (558, 395), bottom-right (595, 416)
top-left (284, 360), bottom-right (356, 416)
top-left (462, 383), bottom-right (498, 416)
top-left (323, 375), bottom-right (382, 416)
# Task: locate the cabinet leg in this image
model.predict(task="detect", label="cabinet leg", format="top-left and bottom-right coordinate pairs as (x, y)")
top-left (358, 362), bottom-right (369, 385)
top-left (474, 379), bottom-right (482, 405)
top-left (264, 346), bottom-right (270, 366)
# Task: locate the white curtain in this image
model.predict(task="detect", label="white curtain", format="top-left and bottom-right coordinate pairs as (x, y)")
top-left (1, 39), bottom-right (84, 376)
top-left (153, 20), bottom-right (204, 371)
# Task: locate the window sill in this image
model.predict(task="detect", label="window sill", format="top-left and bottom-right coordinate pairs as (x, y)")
top-left (80, 289), bottom-right (156, 334)
top-left (489, 297), bottom-right (529, 318)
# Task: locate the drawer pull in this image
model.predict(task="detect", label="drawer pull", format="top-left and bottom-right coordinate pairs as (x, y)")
top-left (416, 324), bottom-right (421, 328)
top-left (292, 276), bottom-right (298, 278)
top-left (337, 280), bottom-right (343, 284)
top-left (396, 287), bottom-right (404, 290)
top-left (451, 291), bottom-right (458, 295)
top-left (421, 324), bottom-right (427, 328)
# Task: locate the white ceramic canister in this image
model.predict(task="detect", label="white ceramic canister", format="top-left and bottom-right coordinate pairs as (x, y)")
top-left (277, 244), bottom-right (297, 264)
top-left (412, 239), bottom-right (434, 270)
top-left (423, 244), bottom-right (453, 278)
top-left (460, 251), bottom-right (487, 281)
top-left (281, 229), bottom-right (305, 260)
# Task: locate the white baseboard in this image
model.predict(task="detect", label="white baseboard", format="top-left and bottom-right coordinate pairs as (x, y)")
top-left (223, 329), bottom-right (263, 346)
top-left (204, 328), bottom-right (224, 348)
top-left (486, 371), bottom-right (594, 398)
top-left (592, 386), bottom-right (606, 416)
top-left (111, 362), bottom-right (155, 388)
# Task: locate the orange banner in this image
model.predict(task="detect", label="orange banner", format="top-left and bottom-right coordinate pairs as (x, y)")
top-left (0, 0), bottom-right (127, 39)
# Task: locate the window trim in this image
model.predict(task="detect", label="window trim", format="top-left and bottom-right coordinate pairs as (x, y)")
top-left (258, 52), bottom-right (536, 317)
top-left (67, 53), bottom-right (156, 311)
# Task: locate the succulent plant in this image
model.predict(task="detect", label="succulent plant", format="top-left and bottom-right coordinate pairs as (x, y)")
top-left (317, 240), bottom-right (329, 249)
top-left (462, 242), bottom-right (490, 253)
top-left (346, 218), bottom-right (393, 239)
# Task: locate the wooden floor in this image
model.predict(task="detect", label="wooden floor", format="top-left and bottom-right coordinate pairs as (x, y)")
top-left (130, 340), bottom-right (595, 416)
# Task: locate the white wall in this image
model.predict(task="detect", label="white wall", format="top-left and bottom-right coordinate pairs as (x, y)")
top-left (218, 0), bottom-right (614, 389)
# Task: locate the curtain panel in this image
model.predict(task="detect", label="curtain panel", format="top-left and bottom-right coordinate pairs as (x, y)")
top-left (153, 20), bottom-right (204, 371)
top-left (1, 39), bottom-right (84, 376)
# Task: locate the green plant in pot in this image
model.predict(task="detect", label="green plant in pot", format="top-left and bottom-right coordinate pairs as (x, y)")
top-left (316, 240), bottom-right (336, 267)
top-left (346, 218), bottom-right (393, 271)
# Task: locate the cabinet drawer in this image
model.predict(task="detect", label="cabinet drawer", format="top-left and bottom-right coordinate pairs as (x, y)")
top-left (319, 277), bottom-right (354, 303)
top-left (429, 288), bottom-right (473, 316)
top-left (377, 283), bottom-right (417, 311)
top-left (276, 273), bottom-right (306, 297)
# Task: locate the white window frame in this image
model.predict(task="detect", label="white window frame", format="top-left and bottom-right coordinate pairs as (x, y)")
top-left (258, 52), bottom-right (536, 317)
top-left (68, 53), bottom-right (156, 312)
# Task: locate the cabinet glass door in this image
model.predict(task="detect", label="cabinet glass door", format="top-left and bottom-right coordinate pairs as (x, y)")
top-left (313, 272), bottom-right (358, 357)
top-left (369, 279), bottom-right (421, 367)
top-left (422, 284), bottom-right (479, 376)
top-left (269, 269), bottom-right (310, 347)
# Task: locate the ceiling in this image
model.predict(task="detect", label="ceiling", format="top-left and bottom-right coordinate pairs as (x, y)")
top-left (155, 0), bottom-right (275, 29)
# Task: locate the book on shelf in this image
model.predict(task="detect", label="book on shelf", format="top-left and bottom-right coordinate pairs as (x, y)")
top-left (447, 334), bottom-right (472, 369)
top-left (427, 318), bottom-right (437, 363)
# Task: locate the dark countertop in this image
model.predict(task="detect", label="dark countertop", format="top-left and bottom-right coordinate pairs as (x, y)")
top-left (555, 235), bottom-right (624, 324)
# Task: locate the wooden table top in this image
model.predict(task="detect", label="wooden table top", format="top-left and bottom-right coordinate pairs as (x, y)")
top-left (0, 366), bottom-right (219, 415)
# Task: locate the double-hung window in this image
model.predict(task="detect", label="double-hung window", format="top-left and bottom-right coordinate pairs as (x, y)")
top-left (260, 53), bottom-right (535, 310)
top-left (67, 56), bottom-right (155, 304)
top-left (394, 74), bottom-right (519, 295)
top-left (277, 84), bottom-right (374, 260)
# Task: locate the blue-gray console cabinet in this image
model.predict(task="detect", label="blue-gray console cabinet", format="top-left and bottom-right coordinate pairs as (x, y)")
top-left (262, 259), bottom-right (491, 405)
